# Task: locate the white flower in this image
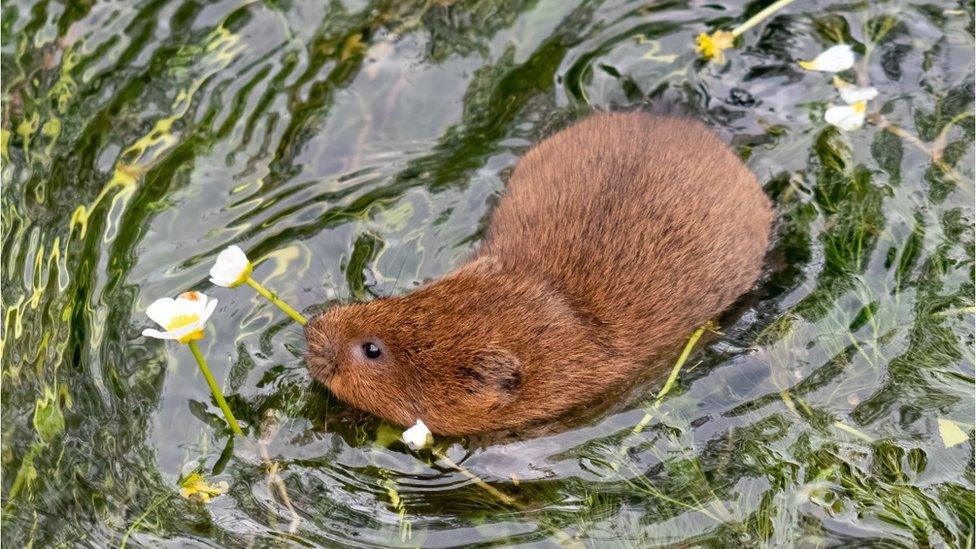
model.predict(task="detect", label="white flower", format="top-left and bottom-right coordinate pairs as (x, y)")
top-left (833, 77), bottom-right (878, 104)
top-left (209, 245), bottom-right (252, 288)
top-left (798, 44), bottom-right (855, 72)
top-left (142, 291), bottom-right (218, 343)
top-left (824, 100), bottom-right (867, 131)
top-left (402, 419), bottom-right (433, 450)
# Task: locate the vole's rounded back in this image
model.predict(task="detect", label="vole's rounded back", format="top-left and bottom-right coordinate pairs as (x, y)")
top-left (306, 112), bottom-right (773, 435)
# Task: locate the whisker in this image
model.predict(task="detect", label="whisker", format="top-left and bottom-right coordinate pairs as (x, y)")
top-left (390, 249), bottom-right (409, 298)
top-left (281, 323), bottom-right (305, 335)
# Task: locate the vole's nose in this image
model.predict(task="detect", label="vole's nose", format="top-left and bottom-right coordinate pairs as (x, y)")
top-left (304, 314), bottom-right (337, 379)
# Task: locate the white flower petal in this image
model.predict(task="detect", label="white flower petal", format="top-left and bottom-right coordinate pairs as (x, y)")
top-left (799, 44), bottom-right (855, 72)
top-left (210, 246), bottom-right (251, 287)
top-left (143, 328), bottom-right (178, 340)
top-left (834, 77), bottom-right (879, 104)
top-left (169, 323), bottom-right (203, 339)
top-left (144, 291), bottom-right (217, 343)
top-left (146, 298), bottom-right (179, 327)
top-left (402, 419), bottom-right (433, 450)
top-left (838, 85), bottom-right (878, 105)
top-left (829, 113), bottom-right (864, 131)
top-left (176, 291), bottom-right (209, 318)
top-left (226, 245), bottom-right (247, 260)
top-left (824, 102), bottom-right (866, 131)
top-left (823, 104), bottom-right (854, 124)
top-left (200, 298), bottom-right (218, 324)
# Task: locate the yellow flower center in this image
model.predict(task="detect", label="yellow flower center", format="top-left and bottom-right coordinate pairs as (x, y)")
top-left (178, 329), bottom-right (205, 344)
top-left (166, 313), bottom-right (200, 331)
top-left (230, 262), bottom-right (253, 288)
top-left (695, 31), bottom-right (734, 63)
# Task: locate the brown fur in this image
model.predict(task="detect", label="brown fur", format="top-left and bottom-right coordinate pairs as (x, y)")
top-left (305, 112), bottom-right (773, 435)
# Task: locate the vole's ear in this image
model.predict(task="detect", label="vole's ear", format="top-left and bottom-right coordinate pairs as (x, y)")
top-left (454, 348), bottom-right (522, 402)
top-left (478, 348), bottom-right (522, 397)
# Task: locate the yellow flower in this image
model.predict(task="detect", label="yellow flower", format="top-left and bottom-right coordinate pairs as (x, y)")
top-left (695, 31), bottom-right (735, 63)
top-left (179, 472), bottom-right (229, 503)
top-left (692, 0), bottom-right (796, 64)
top-left (142, 291), bottom-right (218, 344)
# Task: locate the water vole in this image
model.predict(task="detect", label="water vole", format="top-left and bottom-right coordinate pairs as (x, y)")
top-left (306, 112), bottom-right (773, 435)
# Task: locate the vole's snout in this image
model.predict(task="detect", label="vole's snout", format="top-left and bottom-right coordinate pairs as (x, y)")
top-left (304, 314), bottom-right (337, 381)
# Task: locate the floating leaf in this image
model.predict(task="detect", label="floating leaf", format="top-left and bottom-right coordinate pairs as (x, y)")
top-left (937, 418), bottom-right (968, 448)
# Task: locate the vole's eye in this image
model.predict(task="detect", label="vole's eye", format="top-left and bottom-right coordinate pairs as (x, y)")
top-left (362, 342), bottom-right (382, 359)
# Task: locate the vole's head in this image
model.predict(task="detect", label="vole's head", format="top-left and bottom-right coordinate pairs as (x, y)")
top-left (304, 259), bottom-right (609, 435)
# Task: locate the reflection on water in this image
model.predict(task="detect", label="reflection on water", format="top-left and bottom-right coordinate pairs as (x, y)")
top-left (2, 0), bottom-right (973, 546)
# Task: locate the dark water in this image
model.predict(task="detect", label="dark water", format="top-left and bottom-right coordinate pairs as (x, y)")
top-left (2, 0), bottom-right (974, 546)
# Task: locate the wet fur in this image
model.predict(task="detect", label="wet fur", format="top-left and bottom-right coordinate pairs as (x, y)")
top-left (306, 112), bottom-right (773, 435)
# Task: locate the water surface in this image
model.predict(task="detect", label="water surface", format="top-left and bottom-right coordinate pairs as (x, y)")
top-left (2, 0), bottom-right (974, 546)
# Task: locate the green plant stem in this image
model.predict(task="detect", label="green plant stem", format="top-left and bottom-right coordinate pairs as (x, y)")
top-left (656, 325), bottom-right (707, 401)
top-left (119, 493), bottom-right (169, 548)
top-left (731, 0), bottom-right (795, 37)
top-left (245, 276), bottom-right (307, 326)
top-left (187, 341), bottom-right (244, 436)
top-left (833, 420), bottom-right (874, 442)
top-left (259, 410), bottom-right (301, 534)
top-left (628, 323), bottom-right (711, 439)
top-left (431, 448), bottom-right (578, 545)
top-left (933, 306), bottom-right (976, 317)
top-left (432, 448), bottom-right (519, 507)
top-left (609, 322), bottom-right (732, 523)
